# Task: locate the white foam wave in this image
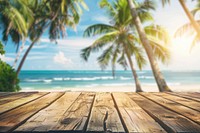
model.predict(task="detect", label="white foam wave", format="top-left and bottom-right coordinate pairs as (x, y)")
top-left (62, 76), bottom-right (114, 81)
top-left (139, 76), bottom-right (154, 79)
top-left (43, 79), bottom-right (52, 83)
top-left (119, 77), bottom-right (131, 80)
top-left (24, 79), bottom-right (42, 82)
top-left (53, 78), bottom-right (63, 81)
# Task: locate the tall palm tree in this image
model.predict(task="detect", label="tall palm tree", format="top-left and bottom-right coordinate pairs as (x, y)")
top-left (81, 0), bottom-right (170, 92)
top-left (16, 0), bottom-right (88, 75)
top-left (175, 0), bottom-right (200, 50)
top-left (0, 0), bottom-right (35, 69)
top-left (162, 0), bottom-right (200, 40)
top-left (127, 0), bottom-right (171, 92)
top-left (0, 0), bottom-right (32, 48)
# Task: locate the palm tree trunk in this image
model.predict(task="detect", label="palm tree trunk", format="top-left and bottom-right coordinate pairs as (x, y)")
top-left (179, 0), bottom-right (200, 38)
top-left (127, 0), bottom-right (171, 92)
top-left (124, 45), bottom-right (143, 92)
top-left (16, 9), bottom-right (60, 76)
top-left (16, 37), bottom-right (39, 76)
top-left (13, 39), bottom-right (26, 69)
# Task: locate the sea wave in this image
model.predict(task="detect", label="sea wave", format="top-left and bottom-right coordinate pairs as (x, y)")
top-left (53, 78), bottom-right (63, 81)
top-left (119, 77), bottom-right (132, 80)
top-left (43, 79), bottom-right (52, 83)
top-left (56, 76), bottom-right (114, 81)
top-left (24, 79), bottom-right (42, 82)
top-left (139, 76), bottom-right (154, 79)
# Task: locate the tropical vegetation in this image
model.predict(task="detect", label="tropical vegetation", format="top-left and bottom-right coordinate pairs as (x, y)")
top-left (163, 0), bottom-right (200, 50)
top-left (0, 0), bottom-right (88, 76)
top-left (0, 41), bottom-right (20, 92)
top-left (81, 0), bottom-right (170, 92)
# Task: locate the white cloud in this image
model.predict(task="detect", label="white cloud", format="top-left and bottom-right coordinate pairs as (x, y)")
top-left (0, 54), bottom-right (14, 62)
top-left (92, 15), bottom-right (110, 24)
top-left (40, 38), bottom-right (95, 48)
top-left (27, 56), bottom-right (48, 60)
top-left (53, 51), bottom-right (72, 65)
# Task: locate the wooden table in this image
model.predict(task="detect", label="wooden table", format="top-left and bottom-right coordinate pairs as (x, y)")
top-left (0, 92), bottom-right (200, 132)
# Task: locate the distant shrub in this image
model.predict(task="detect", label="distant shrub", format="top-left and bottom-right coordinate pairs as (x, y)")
top-left (0, 41), bottom-right (20, 92)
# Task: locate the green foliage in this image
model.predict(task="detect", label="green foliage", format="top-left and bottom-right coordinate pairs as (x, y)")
top-left (81, 0), bottom-right (170, 74)
top-left (0, 41), bottom-right (5, 55)
top-left (0, 61), bottom-right (20, 92)
top-left (0, 41), bottom-right (20, 92)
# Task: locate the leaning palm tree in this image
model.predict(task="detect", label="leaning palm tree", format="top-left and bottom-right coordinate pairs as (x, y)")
top-left (81, 0), bottom-right (170, 92)
top-left (127, 0), bottom-right (171, 92)
top-left (162, 0), bottom-right (200, 40)
top-left (16, 0), bottom-right (88, 75)
top-left (175, 0), bottom-right (200, 50)
top-left (0, 0), bottom-right (32, 51)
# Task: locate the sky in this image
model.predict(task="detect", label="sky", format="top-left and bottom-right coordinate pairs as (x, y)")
top-left (1, 0), bottom-right (200, 71)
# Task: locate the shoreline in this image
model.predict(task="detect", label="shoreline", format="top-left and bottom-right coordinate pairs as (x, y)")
top-left (20, 84), bottom-right (200, 92)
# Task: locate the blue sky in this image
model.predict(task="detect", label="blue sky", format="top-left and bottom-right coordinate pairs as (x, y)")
top-left (1, 0), bottom-right (200, 70)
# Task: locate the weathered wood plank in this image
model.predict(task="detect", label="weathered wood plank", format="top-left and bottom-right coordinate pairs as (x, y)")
top-left (0, 92), bottom-right (37, 105)
top-left (140, 93), bottom-right (200, 125)
top-left (14, 92), bottom-right (81, 132)
top-left (168, 92), bottom-right (200, 102)
top-left (87, 93), bottom-right (124, 133)
top-left (112, 93), bottom-right (166, 133)
top-left (0, 92), bottom-right (48, 115)
top-left (0, 92), bottom-right (64, 132)
top-left (153, 92), bottom-right (200, 112)
top-left (127, 93), bottom-right (200, 132)
top-left (50, 92), bottom-right (95, 132)
top-left (0, 92), bottom-right (11, 97)
top-left (180, 92), bottom-right (200, 99)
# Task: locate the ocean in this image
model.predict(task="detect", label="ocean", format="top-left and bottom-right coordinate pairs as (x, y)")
top-left (19, 70), bottom-right (200, 91)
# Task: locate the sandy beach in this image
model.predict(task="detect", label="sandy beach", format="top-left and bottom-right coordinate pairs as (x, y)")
top-left (20, 84), bottom-right (200, 92)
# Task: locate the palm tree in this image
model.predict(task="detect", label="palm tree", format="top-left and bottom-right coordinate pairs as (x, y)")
top-left (16, 0), bottom-right (88, 75)
top-left (127, 0), bottom-right (171, 92)
top-left (0, 0), bottom-right (32, 49)
top-left (81, 0), bottom-right (170, 92)
top-left (175, 0), bottom-right (200, 50)
top-left (162, 0), bottom-right (200, 40)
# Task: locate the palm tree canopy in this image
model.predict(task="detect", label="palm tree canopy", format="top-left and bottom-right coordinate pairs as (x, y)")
top-left (174, 1), bottom-right (200, 50)
top-left (0, 0), bottom-right (33, 50)
top-left (81, 0), bottom-right (170, 72)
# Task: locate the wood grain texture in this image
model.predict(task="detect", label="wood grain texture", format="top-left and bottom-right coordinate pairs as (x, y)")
top-left (0, 92), bottom-right (37, 105)
top-left (153, 92), bottom-right (200, 112)
top-left (0, 92), bottom-right (48, 115)
top-left (178, 92), bottom-right (200, 99)
top-left (14, 92), bottom-right (81, 132)
top-left (112, 93), bottom-right (166, 133)
top-left (87, 93), bottom-right (124, 133)
top-left (50, 92), bottom-right (95, 132)
top-left (140, 93), bottom-right (200, 125)
top-left (0, 92), bottom-right (64, 132)
top-left (128, 93), bottom-right (200, 132)
top-left (0, 92), bottom-right (12, 98)
top-left (168, 92), bottom-right (200, 102)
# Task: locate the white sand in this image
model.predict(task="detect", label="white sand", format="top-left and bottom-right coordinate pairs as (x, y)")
top-left (21, 84), bottom-right (200, 92)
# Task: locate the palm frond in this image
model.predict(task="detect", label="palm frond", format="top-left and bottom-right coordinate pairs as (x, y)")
top-left (161, 0), bottom-right (170, 7)
top-left (145, 24), bottom-right (170, 45)
top-left (83, 24), bottom-right (117, 37)
top-left (149, 39), bottom-right (171, 64)
top-left (80, 46), bottom-right (91, 61)
top-left (117, 52), bottom-right (128, 70)
top-left (191, 34), bottom-right (200, 51)
top-left (174, 20), bottom-right (200, 37)
top-left (97, 45), bottom-right (114, 70)
top-left (90, 31), bottom-right (119, 51)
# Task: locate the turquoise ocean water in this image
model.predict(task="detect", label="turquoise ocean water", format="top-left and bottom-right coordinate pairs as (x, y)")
top-left (19, 70), bottom-right (200, 91)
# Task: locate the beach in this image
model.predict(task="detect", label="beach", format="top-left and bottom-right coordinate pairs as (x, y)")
top-left (20, 84), bottom-right (200, 92)
top-left (19, 70), bottom-right (200, 92)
